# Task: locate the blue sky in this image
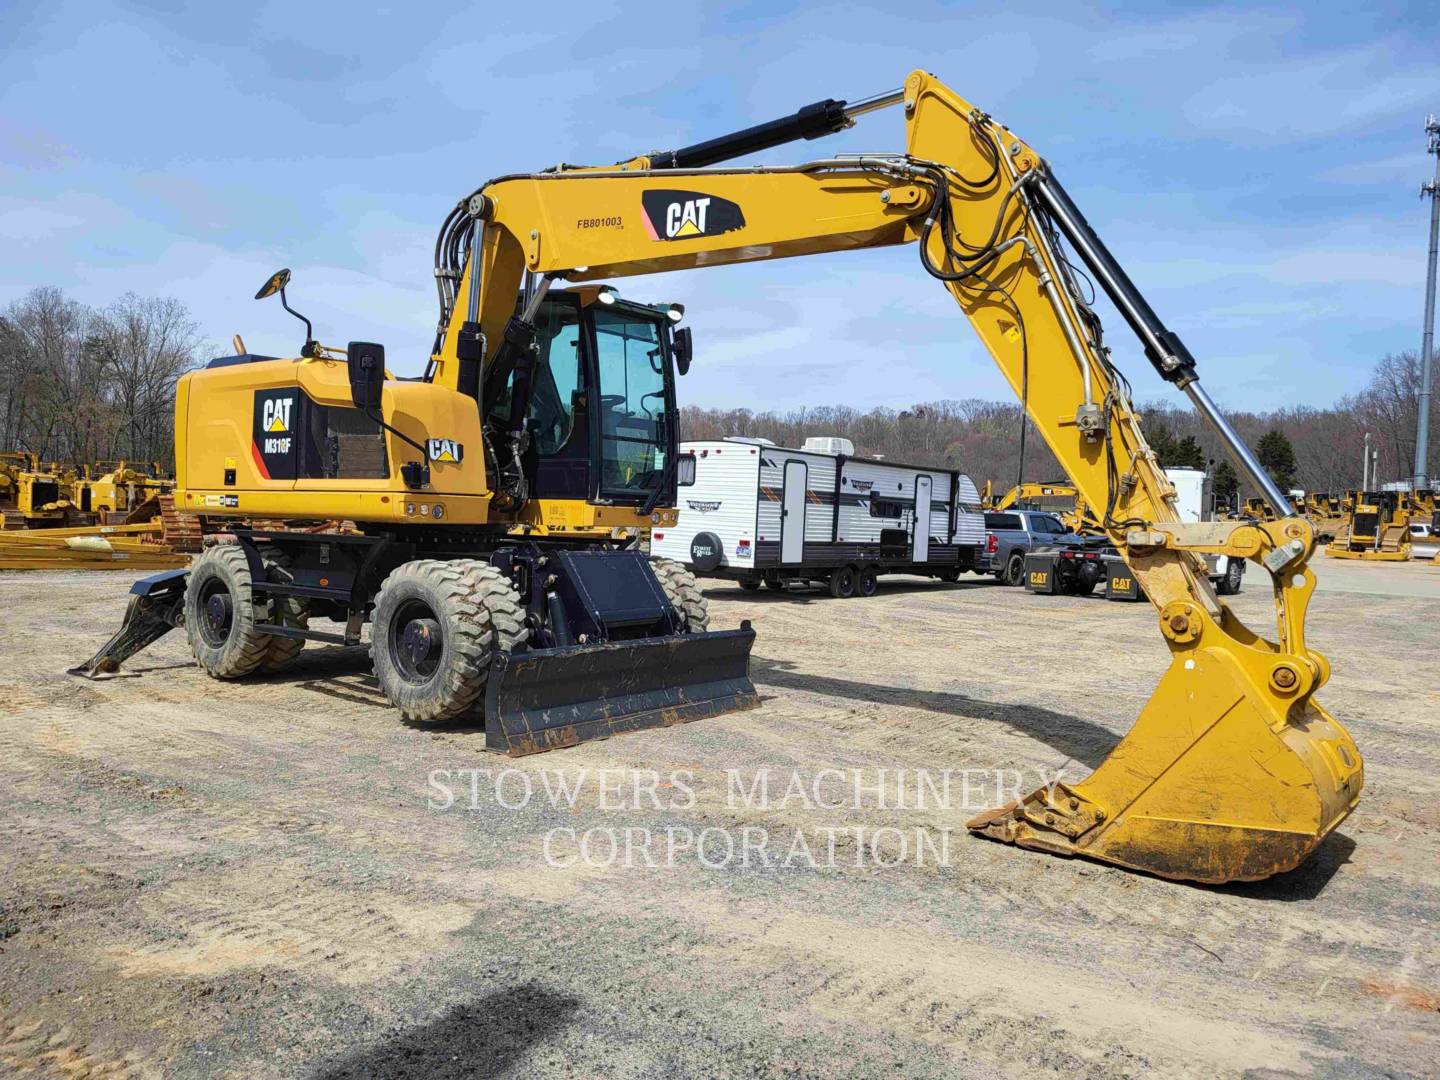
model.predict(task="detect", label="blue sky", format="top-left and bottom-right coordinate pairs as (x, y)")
top-left (1, 0), bottom-right (1436, 413)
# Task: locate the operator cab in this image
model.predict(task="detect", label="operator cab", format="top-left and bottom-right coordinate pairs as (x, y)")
top-left (485, 287), bottom-right (691, 508)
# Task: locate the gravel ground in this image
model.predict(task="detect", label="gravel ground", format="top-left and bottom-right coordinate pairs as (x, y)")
top-left (0, 556), bottom-right (1437, 1078)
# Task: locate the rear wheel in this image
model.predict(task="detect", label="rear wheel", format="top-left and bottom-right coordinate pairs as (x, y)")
top-left (257, 544), bottom-right (308, 673)
top-left (935, 569), bottom-right (960, 583)
top-left (1002, 552), bottom-right (1026, 586)
top-left (185, 543), bottom-right (273, 678)
top-left (828, 565), bottom-right (857, 599)
top-left (856, 566), bottom-right (879, 597)
top-left (649, 557), bottom-right (709, 631)
top-left (371, 560), bottom-right (526, 724)
top-left (738, 579), bottom-right (762, 592)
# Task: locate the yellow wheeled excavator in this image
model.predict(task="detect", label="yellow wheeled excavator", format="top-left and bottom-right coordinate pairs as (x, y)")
top-left (75, 70), bottom-right (1361, 883)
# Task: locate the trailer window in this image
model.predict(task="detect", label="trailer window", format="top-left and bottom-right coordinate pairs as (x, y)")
top-left (871, 498), bottom-right (905, 518)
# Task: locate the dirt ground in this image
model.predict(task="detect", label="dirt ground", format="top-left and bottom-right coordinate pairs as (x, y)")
top-left (1, 554), bottom-right (1438, 1079)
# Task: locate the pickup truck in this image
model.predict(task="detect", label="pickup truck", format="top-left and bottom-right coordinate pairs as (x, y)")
top-left (979, 510), bottom-right (1088, 585)
top-left (982, 508), bottom-right (1245, 596)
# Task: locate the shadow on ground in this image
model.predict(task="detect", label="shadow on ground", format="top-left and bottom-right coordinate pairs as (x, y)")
top-left (1206, 830), bottom-right (1357, 902)
top-left (750, 655), bottom-right (1120, 769)
top-left (310, 984), bottom-right (580, 1079)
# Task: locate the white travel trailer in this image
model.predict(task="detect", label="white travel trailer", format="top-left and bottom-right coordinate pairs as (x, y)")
top-left (651, 437), bottom-right (985, 597)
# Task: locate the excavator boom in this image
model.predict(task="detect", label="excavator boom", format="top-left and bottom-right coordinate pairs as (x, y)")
top-left (429, 71), bottom-right (1360, 882)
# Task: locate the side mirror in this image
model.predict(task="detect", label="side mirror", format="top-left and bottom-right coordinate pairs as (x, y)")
top-left (673, 326), bottom-right (693, 376)
top-left (347, 341), bottom-right (385, 411)
top-left (254, 268), bottom-right (291, 300)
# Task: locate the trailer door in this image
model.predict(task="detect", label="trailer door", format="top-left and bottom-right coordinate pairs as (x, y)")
top-left (913, 475), bottom-right (932, 562)
top-left (781, 460), bottom-right (807, 564)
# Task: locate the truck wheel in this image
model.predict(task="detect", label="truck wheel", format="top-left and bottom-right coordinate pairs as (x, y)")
top-left (257, 544), bottom-right (308, 673)
top-left (1216, 557), bottom-right (1244, 596)
top-left (185, 543), bottom-right (273, 678)
top-left (650, 557), bottom-right (710, 631)
top-left (857, 566), bottom-right (879, 597)
top-left (828, 565), bottom-right (857, 599)
top-left (371, 560), bottom-right (526, 724)
top-left (1003, 552), bottom-right (1026, 586)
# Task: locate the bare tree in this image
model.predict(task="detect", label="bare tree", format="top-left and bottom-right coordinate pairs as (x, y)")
top-left (0, 287), bottom-right (204, 470)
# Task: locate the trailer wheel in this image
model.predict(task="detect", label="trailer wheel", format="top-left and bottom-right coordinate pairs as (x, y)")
top-left (371, 560), bottom-right (526, 724)
top-left (739, 579), bottom-right (762, 592)
top-left (857, 566), bottom-right (879, 597)
top-left (650, 557), bottom-right (710, 632)
top-left (257, 545), bottom-right (308, 673)
top-left (935, 569), bottom-right (960, 583)
top-left (1002, 552), bottom-right (1026, 586)
top-left (828, 565), bottom-right (857, 599)
top-left (185, 543), bottom-right (273, 678)
top-left (1215, 557), bottom-right (1244, 596)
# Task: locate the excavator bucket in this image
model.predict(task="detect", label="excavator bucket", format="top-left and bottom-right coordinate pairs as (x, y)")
top-left (968, 615), bottom-right (1364, 883)
top-left (485, 624), bottom-right (759, 755)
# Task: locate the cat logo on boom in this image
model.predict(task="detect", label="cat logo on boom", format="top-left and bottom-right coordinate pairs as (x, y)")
top-left (641, 189), bottom-right (745, 242)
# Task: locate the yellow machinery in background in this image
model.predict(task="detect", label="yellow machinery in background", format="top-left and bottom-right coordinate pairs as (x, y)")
top-left (77, 69), bottom-right (1361, 883)
top-left (73, 460), bottom-right (175, 520)
top-left (0, 451), bottom-right (74, 528)
top-left (1304, 491), bottom-right (1350, 542)
top-left (988, 480), bottom-right (1102, 534)
top-left (1326, 490), bottom-right (1413, 561)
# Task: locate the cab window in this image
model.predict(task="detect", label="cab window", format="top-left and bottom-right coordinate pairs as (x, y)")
top-left (593, 307), bottom-right (669, 498)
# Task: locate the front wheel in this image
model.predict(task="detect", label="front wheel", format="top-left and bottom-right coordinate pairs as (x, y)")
top-left (828, 565), bottom-right (857, 599)
top-left (371, 560), bottom-right (526, 724)
top-left (650, 557), bottom-right (710, 631)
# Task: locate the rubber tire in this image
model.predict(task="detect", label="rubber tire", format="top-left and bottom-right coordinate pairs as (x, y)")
top-left (857, 566), bottom-right (879, 597)
top-left (1216, 557), bottom-right (1244, 596)
top-left (1002, 552), bottom-right (1026, 586)
top-left (370, 560), bottom-right (527, 724)
top-left (739, 579), bottom-right (762, 592)
top-left (185, 543), bottom-right (274, 679)
top-left (257, 544), bottom-right (308, 673)
top-left (936, 569), bottom-right (960, 583)
top-left (828, 565), bottom-right (857, 599)
top-left (763, 577), bottom-right (785, 591)
top-left (650, 557), bottom-right (710, 632)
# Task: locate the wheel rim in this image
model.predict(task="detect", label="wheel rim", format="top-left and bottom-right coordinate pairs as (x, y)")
top-left (860, 572), bottom-right (877, 595)
top-left (836, 571), bottom-right (855, 597)
top-left (391, 598), bottom-right (443, 683)
top-left (197, 577), bottom-right (235, 648)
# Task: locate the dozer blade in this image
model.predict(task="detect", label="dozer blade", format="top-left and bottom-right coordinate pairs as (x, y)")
top-left (968, 645), bottom-right (1363, 883)
top-left (484, 624), bottom-right (759, 756)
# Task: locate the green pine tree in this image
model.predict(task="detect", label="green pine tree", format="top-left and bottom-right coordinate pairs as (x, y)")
top-left (1212, 460), bottom-right (1240, 511)
top-left (1256, 429), bottom-right (1298, 490)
